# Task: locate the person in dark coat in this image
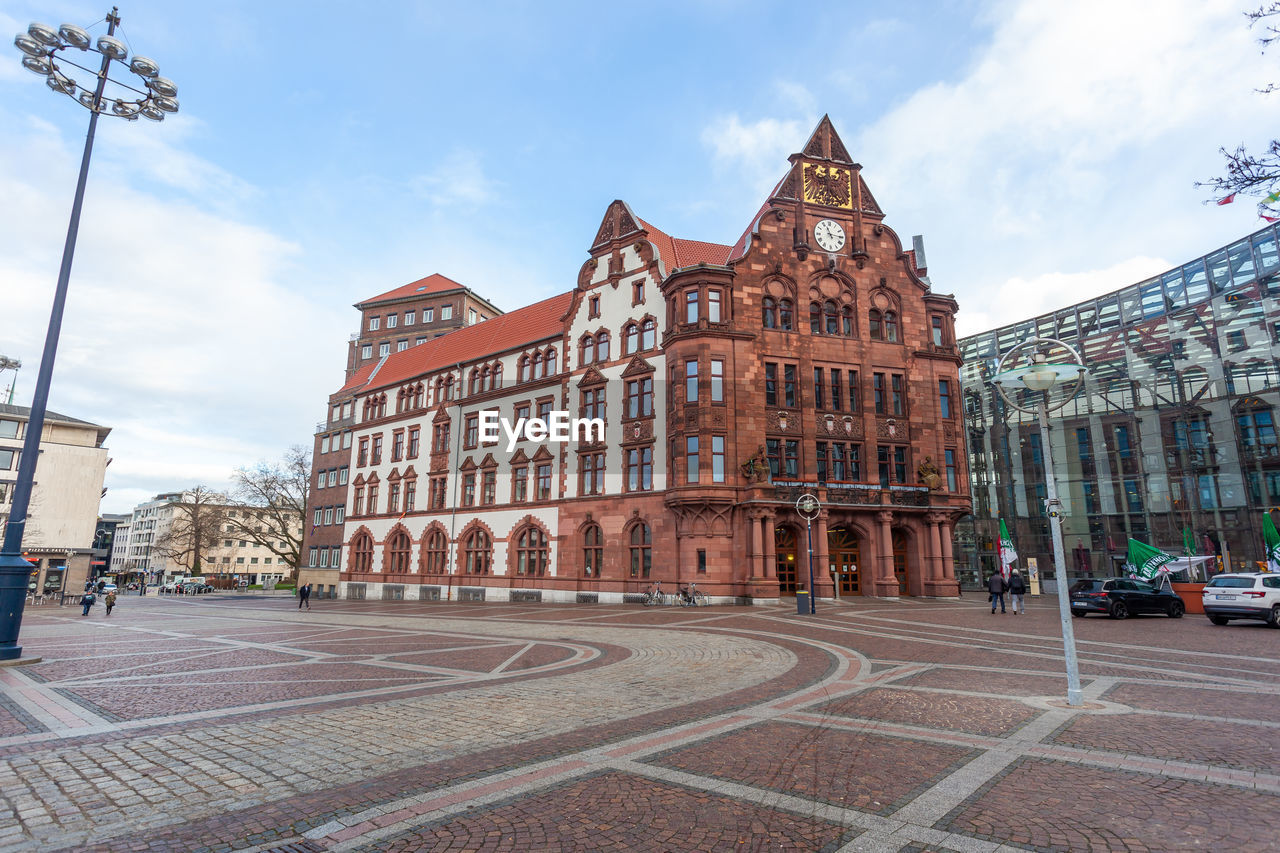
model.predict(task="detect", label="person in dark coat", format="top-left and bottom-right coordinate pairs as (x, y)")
top-left (1008, 569), bottom-right (1027, 614)
top-left (298, 582), bottom-right (311, 610)
top-left (987, 570), bottom-right (1007, 614)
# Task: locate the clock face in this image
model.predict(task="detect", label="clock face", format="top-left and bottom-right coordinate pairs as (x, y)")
top-left (814, 219), bottom-right (846, 252)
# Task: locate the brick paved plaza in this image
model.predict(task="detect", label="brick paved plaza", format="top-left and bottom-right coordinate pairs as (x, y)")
top-left (1, 593), bottom-right (1277, 852)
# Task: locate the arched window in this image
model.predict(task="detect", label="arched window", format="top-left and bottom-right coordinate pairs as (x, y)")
top-left (869, 309), bottom-right (883, 340)
top-left (841, 305), bottom-right (853, 336)
top-left (641, 318), bottom-right (656, 349)
top-left (625, 323), bottom-right (640, 354)
top-left (469, 368), bottom-right (480, 395)
top-left (824, 300), bottom-right (839, 335)
top-left (444, 375), bottom-right (454, 400)
top-left (596, 331), bottom-right (610, 362)
top-left (546, 348), bottom-right (557, 375)
top-left (520, 355), bottom-right (531, 382)
top-left (387, 529), bottom-right (411, 572)
top-left (532, 352), bottom-right (544, 379)
top-left (884, 311), bottom-right (899, 342)
top-left (779, 298), bottom-right (793, 330)
top-left (628, 522), bottom-right (652, 578)
top-left (463, 528), bottom-right (491, 574)
top-left (492, 363), bottom-right (502, 389)
top-left (515, 525), bottom-right (549, 575)
top-left (351, 531), bottom-right (373, 573)
top-left (483, 366), bottom-right (493, 392)
top-left (377, 395), bottom-right (387, 418)
top-left (581, 335), bottom-right (595, 366)
top-left (809, 302), bottom-right (821, 334)
top-left (583, 523), bottom-right (603, 576)
top-left (422, 529), bottom-right (447, 573)
top-left (414, 383), bottom-right (424, 409)
top-left (762, 296), bottom-right (777, 329)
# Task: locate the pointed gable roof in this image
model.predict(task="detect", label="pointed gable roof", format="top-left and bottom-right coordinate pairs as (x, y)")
top-left (800, 114), bottom-right (856, 165)
top-left (340, 291), bottom-right (573, 394)
top-left (357, 273), bottom-right (468, 308)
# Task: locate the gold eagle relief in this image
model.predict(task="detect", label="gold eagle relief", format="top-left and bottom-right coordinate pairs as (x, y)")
top-left (803, 164), bottom-right (853, 209)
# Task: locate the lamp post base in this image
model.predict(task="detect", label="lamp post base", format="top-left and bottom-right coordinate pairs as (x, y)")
top-left (0, 551), bottom-right (38, 660)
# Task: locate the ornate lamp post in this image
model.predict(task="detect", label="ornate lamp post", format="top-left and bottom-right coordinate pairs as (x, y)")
top-left (0, 9), bottom-right (177, 661)
top-left (991, 337), bottom-right (1087, 707)
top-left (796, 493), bottom-right (820, 614)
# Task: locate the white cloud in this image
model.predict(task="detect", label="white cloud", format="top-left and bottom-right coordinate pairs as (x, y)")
top-left (700, 113), bottom-right (814, 193)
top-left (409, 148), bottom-right (500, 208)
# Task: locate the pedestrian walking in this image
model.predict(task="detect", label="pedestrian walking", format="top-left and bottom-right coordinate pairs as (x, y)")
top-left (298, 582), bottom-right (311, 610)
top-left (81, 590), bottom-right (96, 616)
top-left (104, 590), bottom-right (117, 616)
top-left (987, 569), bottom-right (1007, 614)
top-left (1008, 569), bottom-right (1026, 614)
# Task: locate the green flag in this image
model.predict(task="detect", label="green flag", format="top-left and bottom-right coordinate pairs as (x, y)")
top-left (1182, 527), bottom-right (1196, 557)
top-left (998, 518), bottom-right (1018, 579)
top-left (1264, 513), bottom-right (1280, 573)
top-left (1125, 538), bottom-right (1175, 581)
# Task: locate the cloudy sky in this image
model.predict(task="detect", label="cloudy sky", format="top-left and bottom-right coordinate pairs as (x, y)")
top-left (1, 0), bottom-right (1275, 514)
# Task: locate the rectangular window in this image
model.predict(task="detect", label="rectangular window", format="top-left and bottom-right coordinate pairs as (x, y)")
top-left (712, 435), bottom-right (725, 482)
top-left (849, 371), bottom-right (859, 413)
top-left (320, 435), bottom-right (331, 454)
top-left (313, 508), bottom-right (323, 526)
top-left (710, 359), bottom-right (724, 402)
top-left (441, 305), bottom-right (453, 320)
top-left (513, 466), bottom-right (528, 502)
top-left (932, 316), bottom-right (945, 346)
top-left (580, 452), bottom-right (604, 495)
top-left (877, 445), bottom-right (908, 486)
top-left (784, 364), bottom-right (797, 407)
top-left (462, 473), bottom-right (475, 506)
top-left (538, 398), bottom-right (553, 422)
top-left (874, 373), bottom-right (886, 414)
top-left (317, 549), bottom-right (328, 567)
top-left (369, 316), bottom-right (380, 331)
top-left (536, 463), bottom-right (552, 500)
top-left (830, 369), bottom-right (842, 412)
top-left (784, 439), bottom-right (799, 478)
top-left (944, 449), bottom-right (958, 492)
top-left (335, 506), bottom-right (345, 524)
top-left (425, 307), bottom-right (435, 322)
top-left (685, 359), bottom-right (699, 403)
top-left (433, 423), bottom-right (450, 453)
top-left (308, 547), bottom-right (318, 567)
top-left (388, 483), bottom-right (400, 514)
top-left (626, 378), bottom-right (653, 418)
top-left (323, 507), bottom-right (334, 525)
top-left (317, 470), bottom-right (327, 489)
top-left (939, 379), bottom-right (952, 419)
top-left (405, 310), bottom-right (415, 325)
top-left (416, 336), bottom-right (427, 346)
top-left (327, 470), bottom-right (337, 487)
top-left (627, 446), bottom-right (653, 491)
top-left (392, 431), bottom-right (404, 461)
top-left (767, 438), bottom-right (781, 477)
top-left (765, 363), bottom-right (778, 407)
top-left (342, 430), bottom-right (352, 449)
top-left (632, 281), bottom-right (644, 303)
top-left (814, 367), bottom-right (825, 410)
top-left (465, 415), bottom-right (478, 448)
top-left (367, 484), bottom-right (379, 514)
top-left (0, 419), bottom-right (18, 439)
top-left (408, 428), bottom-right (420, 458)
top-left (469, 308), bottom-right (477, 324)
top-left (686, 436), bottom-right (700, 483)
top-left (482, 470), bottom-right (496, 505)
top-left (397, 339), bottom-right (408, 352)
top-left (581, 387), bottom-right (606, 421)
top-left (429, 477), bottom-right (446, 509)
top-left (379, 342), bottom-right (390, 357)
top-left (358, 438), bottom-right (369, 466)
top-left (387, 313), bottom-right (397, 328)
top-left (891, 374), bottom-right (904, 416)
top-left (361, 344), bottom-right (372, 359)
top-left (372, 435), bottom-right (383, 464)
top-left (353, 487), bottom-right (364, 515)
top-left (685, 289), bottom-right (699, 323)
top-left (708, 289), bottom-right (722, 322)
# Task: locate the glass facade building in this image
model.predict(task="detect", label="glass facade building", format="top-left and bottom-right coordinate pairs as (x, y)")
top-left (957, 225), bottom-right (1280, 587)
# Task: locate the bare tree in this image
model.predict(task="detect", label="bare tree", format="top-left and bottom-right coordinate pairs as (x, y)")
top-left (153, 486), bottom-right (231, 575)
top-left (227, 446), bottom-right (310, 574)
top-left (1201, 3), bottom-right (1280, 216)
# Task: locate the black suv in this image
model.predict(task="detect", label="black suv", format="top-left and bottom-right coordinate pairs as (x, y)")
top-left (1069, 577), bottom-right (1185, 619)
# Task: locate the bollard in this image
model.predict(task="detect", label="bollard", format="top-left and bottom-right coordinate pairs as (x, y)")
top-left (796, 590), bottom-right (810, 615)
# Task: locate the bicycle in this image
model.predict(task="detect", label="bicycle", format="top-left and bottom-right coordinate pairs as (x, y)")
top-left (643, 581), bottom-right (666, 606)
top-left (679, 583), bottom-right (709, 607)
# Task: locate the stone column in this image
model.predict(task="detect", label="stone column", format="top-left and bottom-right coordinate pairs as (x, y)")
top-left (927, 513), bottom-right (944, 582)
top-left (940, 519), bottom-right (956, 580)
top-left (763, 513), bottom-right (777, 579)
top-left (815, 510), bottom-right (831, 598)
top-left (749, 511), bottom-right (764, 579)
top-left (875, 510), bottom-right (897, 597)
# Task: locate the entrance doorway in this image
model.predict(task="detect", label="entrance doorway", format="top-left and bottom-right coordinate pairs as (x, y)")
top-left (828, 526), bottom-right (861, 595)
top-left (892, 530), bottom-right (909, 595)
top-left (775, 527), bottom-right (798, 594)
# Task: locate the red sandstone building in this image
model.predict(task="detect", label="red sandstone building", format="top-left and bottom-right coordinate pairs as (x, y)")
top-left (301, 117), bottom-right (968, 602)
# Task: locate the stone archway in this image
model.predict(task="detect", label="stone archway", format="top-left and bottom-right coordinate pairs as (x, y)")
top-left (828, 525), bottom-right (862, 595)
top-left (892, 529), bottom-right (910, 596)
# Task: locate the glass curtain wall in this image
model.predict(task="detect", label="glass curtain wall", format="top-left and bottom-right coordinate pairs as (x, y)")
top-left (958, 225), bottom-right (1280, 587)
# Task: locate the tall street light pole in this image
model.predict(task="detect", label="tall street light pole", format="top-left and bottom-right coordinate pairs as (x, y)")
top-left (991, 337), bottom-right (1088, 707)
top-left (0, 9), bottom-right (178, 661)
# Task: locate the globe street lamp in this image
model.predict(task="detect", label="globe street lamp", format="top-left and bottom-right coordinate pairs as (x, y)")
top-left (991, 338), bottom-right (1087, 706)
top-left (0, 9), bottom-right (177, 661)
top-left (796, 493), bottom-right (820, 614)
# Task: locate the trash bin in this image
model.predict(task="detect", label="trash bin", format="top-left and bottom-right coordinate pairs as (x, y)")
top-left (796, 590), bottom-right (810, 614)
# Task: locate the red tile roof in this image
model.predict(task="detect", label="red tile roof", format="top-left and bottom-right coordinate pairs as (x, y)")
top-left (357, 273), bottom-right (467, 307)
top-left (638, 218), bottom-right (732, 271)
top-left (341, 291), bottom-right (573, 394)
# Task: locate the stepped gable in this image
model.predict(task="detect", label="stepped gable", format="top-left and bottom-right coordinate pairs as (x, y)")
top-left (340, 291), bottom-right (573, 394)
top-left (356, 273), bottom-right (467, 307)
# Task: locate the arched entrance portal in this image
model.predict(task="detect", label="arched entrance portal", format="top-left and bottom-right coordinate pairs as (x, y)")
top-left (892, 530), bottom-right (910, 595)
top-left (775, 527), bottom-right (798, 594)
top-left (828, 526), bottom-right (861, 595)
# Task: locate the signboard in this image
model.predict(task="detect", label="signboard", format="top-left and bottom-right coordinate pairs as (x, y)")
top-left (1027, 557), bottom-right (1040, 596)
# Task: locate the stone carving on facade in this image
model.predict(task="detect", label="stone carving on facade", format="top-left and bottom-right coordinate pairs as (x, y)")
top-left (876, 417), bottom-right (900, 439)
top-left (803, 164), bottom-right (851, 207)
top-left (741, 445), bottom-right (769, 483)
top-left (917, 456), bottom-right (942, 491)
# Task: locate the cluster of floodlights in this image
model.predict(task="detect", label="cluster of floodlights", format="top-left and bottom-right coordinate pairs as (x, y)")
top-left (13, 21), bottom-right (177, 120)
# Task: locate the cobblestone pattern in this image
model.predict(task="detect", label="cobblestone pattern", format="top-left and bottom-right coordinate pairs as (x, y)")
top-left (941, 756), bottom-right (1280, 851)
top-left (370, 770), bottom-right (856, 852)
top-left (647, 720), bottom-right (976, 815)
top-left (813, 687), bottom-right (1041, 736)
top-left (1051, 711), bottom-right (1279, 773)
top-left (896, 667), bottom-right (1089, 697)
top-left (1104, 681), bottom-right (1280, 722)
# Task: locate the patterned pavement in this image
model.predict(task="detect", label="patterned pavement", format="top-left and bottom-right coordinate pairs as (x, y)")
top-left (0, 592), bottom-right (1277, 852)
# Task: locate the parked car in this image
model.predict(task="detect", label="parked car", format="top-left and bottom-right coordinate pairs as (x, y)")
top-left (1202, 572), bottom-right (1280, 627)
top-left (181, 582), bottom-right (213, 594)
top-left (1070, 577), bottom-right (1186, 619)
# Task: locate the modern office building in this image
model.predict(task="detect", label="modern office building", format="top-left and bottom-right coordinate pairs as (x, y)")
top-left (304, 117), bottom-right (971, 603)
top-left (0, 403), bottom-right (110, 598)
top-left (958, 224), bottom-right (1280, 587)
